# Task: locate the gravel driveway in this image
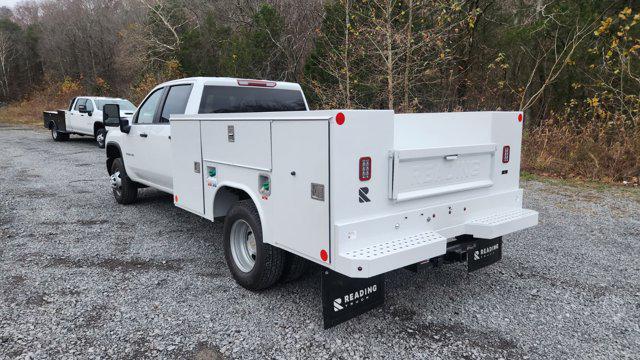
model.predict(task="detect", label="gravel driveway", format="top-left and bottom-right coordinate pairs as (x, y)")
top-left (1, 125), bottom-right (639, 359)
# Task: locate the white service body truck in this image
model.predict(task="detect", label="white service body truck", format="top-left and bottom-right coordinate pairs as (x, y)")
top-left (43, 96), bottom-right (136, 147)
top-left (104, 77), bottom-right (538, 328)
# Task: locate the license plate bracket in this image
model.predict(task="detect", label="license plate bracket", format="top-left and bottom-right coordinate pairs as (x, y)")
top-left (468, 237), bottom-right (502, 272)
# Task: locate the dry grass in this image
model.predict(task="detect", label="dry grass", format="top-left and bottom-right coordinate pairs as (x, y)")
top-left (0, 96), bottom-right (67, 127)
top-left (0, 79), bottom-right (85, 127)
top-left (522, 117), bottom-right (640, 184)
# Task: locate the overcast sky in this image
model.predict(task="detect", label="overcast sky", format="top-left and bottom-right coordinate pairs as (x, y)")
top-left (0, 0), bottom-right (22, 9)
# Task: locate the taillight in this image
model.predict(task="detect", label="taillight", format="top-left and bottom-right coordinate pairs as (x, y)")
top-left (237, 79), bottom-right (276, 87)
top-left (359, 157), bottom-right (372, 181)
top-left (502, 146), bottom-right (511, 163)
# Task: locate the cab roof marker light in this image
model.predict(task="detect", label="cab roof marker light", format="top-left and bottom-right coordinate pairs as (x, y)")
top-left (237, 79), bottom-right (277, 88)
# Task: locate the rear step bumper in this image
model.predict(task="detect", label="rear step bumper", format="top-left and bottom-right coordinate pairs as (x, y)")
top-left (465, 208), bottom-right (538, 239)
top-left (334, 208), bottom-right (538, 278)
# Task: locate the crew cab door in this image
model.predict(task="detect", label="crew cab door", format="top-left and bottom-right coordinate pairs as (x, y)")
top-left (123, 84), bottom-right (192, 192)
top-left (151, 84), bottom-right (192, 191)
top-left (81, 99), bottom-right (96, 135)
top-left (123, 88), bottom-right (164, 184)
top-left (67, 98), bottom-right (85, 132)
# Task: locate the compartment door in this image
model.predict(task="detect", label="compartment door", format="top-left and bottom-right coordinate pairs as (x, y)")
top-left (171, 120), bottom-right (204, 215)
top-left (271, 120), bottom-right (329, 262)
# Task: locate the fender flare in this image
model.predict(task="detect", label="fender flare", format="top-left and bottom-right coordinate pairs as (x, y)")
top-left (212, 181), bottom-right (267, 241)
top-left (105, 141), bottom-right (123, 174)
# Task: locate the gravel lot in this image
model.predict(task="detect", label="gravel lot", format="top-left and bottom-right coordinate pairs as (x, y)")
top-left (1, 125), bottom-right (639, 359)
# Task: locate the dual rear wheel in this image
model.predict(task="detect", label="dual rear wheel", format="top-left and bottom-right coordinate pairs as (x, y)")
top-left (223, 200), bottom-right (308, 290)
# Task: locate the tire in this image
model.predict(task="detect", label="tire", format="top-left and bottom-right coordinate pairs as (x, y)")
top-left (95, 128), bottom-right (107, 148)
top-left (109, 158), bottom-right (138, 204)
top-left (280, 252), bottom-right (308, 283)
top-left (223, 200), bottom-right (284, 290)
top-left (50, 122), bottom-right (69, 142)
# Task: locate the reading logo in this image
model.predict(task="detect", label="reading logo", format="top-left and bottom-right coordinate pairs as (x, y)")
top-left (333, 285), bottom-right (378, 312)
top-left (474, 243), bottom-right (500, 260)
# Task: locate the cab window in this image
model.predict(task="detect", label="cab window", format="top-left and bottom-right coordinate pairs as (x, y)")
top-left (199, 86), bottom-right (307, 113)
top-left (135, 89), bottom-right (164, 124)
top-left (74, 98), bottom-right (86, 111)
top-left (85, 99), bottom-right (94, 112)
top-left (160, 84), bottom-right (192, 123)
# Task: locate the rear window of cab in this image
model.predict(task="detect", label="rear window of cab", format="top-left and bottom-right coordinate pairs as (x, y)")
top-left (198, 85), bottom-right (307, 114)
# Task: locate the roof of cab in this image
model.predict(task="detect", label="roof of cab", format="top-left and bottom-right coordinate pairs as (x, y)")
top-left (157, 77), bottom-right (303, 91)
top-left (82, 96), bottom-right (129, 101)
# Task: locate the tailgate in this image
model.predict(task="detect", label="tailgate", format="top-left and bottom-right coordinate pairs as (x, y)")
top-left (389, 143), bottom-right (497, 201)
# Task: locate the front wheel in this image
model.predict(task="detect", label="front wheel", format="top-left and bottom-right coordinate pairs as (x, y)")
top-left (95, 128), bottom-right (107, 148)
top-left (110, 158), bottom-right (138, 204)
top-left (223, 200), bottom-right (285, 290)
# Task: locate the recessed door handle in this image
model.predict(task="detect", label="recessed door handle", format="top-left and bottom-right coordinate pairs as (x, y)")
top-left (139, 133), bottom-right (148, 138)
top-left (444, 154), bottom-right (459, 161)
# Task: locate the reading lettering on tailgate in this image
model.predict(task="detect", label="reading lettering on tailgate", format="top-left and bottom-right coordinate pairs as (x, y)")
top-left (408, 158), bottom-right (482, 188)
top-left (390, 146), bottom-right (496, 201)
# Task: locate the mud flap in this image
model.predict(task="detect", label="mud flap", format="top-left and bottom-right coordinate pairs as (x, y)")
top-left (321, 269), bottom-right (385, 329)
top-left (467, 236), bottom-right (503, 272)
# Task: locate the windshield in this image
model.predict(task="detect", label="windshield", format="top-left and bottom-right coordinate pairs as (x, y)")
top-left (198, 86), bottom-right (307, 113)
top-left (95, 99), bottom-right (137, 111)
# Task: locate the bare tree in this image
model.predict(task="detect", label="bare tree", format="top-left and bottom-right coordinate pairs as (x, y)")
top-left (518, 11), bottom-right (599, 111)
top-left (0, 30), bottom-right (16, 98)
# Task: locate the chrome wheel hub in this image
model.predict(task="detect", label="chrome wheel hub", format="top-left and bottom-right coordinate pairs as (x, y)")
top-left (230, 219), bottom-right (257, 273)
top-left (97, 133), bottom-right (105, 145)
top-left (110, 171), bottom-right (122, 195)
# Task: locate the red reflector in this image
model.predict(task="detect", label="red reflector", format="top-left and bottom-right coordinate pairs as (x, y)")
top-left (502, 146), bottom-right (511, 163)
top-left (237, 79), bottom-right (276, 87)
top-left (359, 157), bottom-right (372, 181)
top-left (320, 249), bottom-right (328, 262)
top-left (336, 112), bottom-right (345, 125)
top-left (174, 195), bottom-right (179, 202)
top-left (518, 113), bottom-right (523, 122)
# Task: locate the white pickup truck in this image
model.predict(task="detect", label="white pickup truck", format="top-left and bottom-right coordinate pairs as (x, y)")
top-left (43, 96), bottom-right (136, 147)
top-left (104, 77), bottom-right (538, 328)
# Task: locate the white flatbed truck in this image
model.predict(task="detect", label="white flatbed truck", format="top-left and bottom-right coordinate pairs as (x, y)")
top-left (43, 96), bottom-right (136, 148)
top-left (104, 77), bottom-right (538, 328)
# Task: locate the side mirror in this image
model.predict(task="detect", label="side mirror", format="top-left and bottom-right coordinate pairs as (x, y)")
top-left (103, 103), bottom-right (120, 127)
top-left (78, 104), bottom-right (87, 113)
top-left (103, 103), bottom-right (130, 134)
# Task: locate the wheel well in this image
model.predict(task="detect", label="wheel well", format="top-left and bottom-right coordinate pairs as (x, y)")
top-left (214, 186), bottom-right (252, 218)
top-left (48, 121), bottom-right (55, 129)
top-left (93, 122), bottom-right (104, 137)
top-left (106, 144), bottom-right (121, 174)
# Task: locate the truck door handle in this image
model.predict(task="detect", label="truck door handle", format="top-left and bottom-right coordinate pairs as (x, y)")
top-left (444, 154), bottom-right (459, 161)
top-left (139, 133), bottom-right (148, 138)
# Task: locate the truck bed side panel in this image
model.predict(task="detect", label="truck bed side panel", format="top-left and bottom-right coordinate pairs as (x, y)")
top-left (43, 110), bottom-right (67, 132)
